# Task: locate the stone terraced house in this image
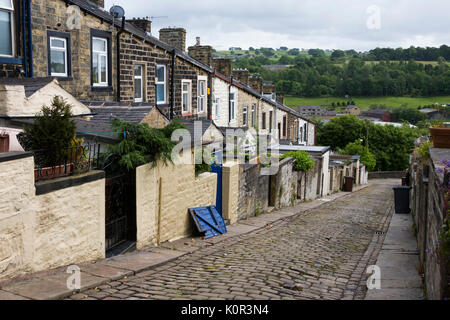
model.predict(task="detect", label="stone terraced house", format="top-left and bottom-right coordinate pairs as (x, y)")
top-left (0, 0), bottom-right (316, 145)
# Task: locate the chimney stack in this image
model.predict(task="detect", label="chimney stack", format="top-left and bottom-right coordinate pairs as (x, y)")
top-left (159, 28), bottom-right (186, 52)
top-left (90, 0), bottom-right (104, 8)
top-left (249, 76), bottom-right (264, 94)
top-left (232, 69), bottom-right (250, 86)
top-left (212, 58), bottom-right (232, 77)
top-left (127, 18), bottom-right (152, 34)
top-left (188, 37), bottom-right (213, 66)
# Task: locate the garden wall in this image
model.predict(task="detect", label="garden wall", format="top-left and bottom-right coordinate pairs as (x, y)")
top-left (237, 163), bottom-right (270, 220)
top-left (411, 147), bottom-right (449, 300)
top-left (269, 158), bottom-right (298, 209)
top-left (135, 150), bottom-right (218, 249)
top-left (0, 152), bottom-right (105, 282)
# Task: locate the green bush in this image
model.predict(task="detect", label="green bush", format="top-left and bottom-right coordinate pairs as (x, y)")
top-left (415, 141), bottom-right (433, 161)
top-left (281, 150), bottom-right (315, 172)
top-left (18, 96), bottom-right (76, 167)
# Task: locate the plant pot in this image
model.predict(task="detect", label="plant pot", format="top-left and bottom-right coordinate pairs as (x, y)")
top-left (34, 163), bottom-right (73, 181)
top-left (0, 134), bottom-right (10, 153)
top-left (430, 127), bottom-right (450, 149)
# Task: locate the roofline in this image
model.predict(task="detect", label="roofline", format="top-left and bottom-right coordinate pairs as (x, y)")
top-left (0, 113), bottom-right (96, 119)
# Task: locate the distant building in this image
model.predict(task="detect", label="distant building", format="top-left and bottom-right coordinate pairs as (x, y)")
top-left (362, 109), bottom-right (392, 122)
top-left (345, 105), bottom-right (361, 116)
top-left (419, 108), bottom-right (450, 120)
top-left (262, 65), bottom-right (293, 71)
top-left (297, 106), bottom-right (326, 117)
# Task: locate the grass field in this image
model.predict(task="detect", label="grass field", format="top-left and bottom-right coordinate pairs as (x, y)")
top-left (285, 96), bottom-right (450, 110)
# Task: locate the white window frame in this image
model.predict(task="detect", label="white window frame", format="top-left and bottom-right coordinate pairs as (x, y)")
top-left (214, 96), bottom-right (220, 120)
top-left (49, 37), bottom-right (68, 77)
top-left (92, 37), bottom-right (108, 87)
top-left (0, 0), bottom-right (14, 58)
top-left (134, 65), bottom-right (144, 103)
top-left (229, 91), bottom-right (236, 121)
top-left (197, 75), bottom-right (207, 114)
top-left (181, 79), bottom-right (192, 115)
top-left (156, 64), bottom-right (166, 104)
top-left (251, 104), bottom-right (256, 127)
top-left (243, 106), bottom-right (248, 126)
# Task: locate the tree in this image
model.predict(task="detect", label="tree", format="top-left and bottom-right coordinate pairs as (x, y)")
top-left (331, 50), bottom-right (345, 60)
top-left (338, 140), bottom-right (377, 171)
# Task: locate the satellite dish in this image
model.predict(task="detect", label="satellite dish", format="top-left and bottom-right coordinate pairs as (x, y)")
top-left (109, 5), bottom-right (125, 19)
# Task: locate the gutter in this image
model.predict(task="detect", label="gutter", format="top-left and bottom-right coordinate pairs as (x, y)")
top-left (22, 0), bottom-right (27, 77)
top-left (170, 49), bottom-right (176, 120)
top-left (116, 17), bottom-right (126, 102)
top-left (26, 0), bottom-right (33, 77)
top-left (0, 113), bottom-right (97, 119)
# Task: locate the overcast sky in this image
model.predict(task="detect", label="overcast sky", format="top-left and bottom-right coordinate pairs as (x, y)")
top-left (105, 0), bottom-right (450, 51)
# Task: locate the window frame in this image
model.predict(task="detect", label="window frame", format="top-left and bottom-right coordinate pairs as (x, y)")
top-left (0, 0), bottom-right (15, 58)
top-left (156, 64), bottom-right (167, 104)
top-left (134, 64), bottom-right (144, 103)
top-left (243, 106), bottom-right (248, 126)
top-left (197, 75), bottom-right (207, 114)
top-left (229, 91), bottom-right (236, 122)
top-left (214, 96), bottom-right (220, 120)
top-left (90, 29), bottom-right (112, 90)
top-left (262, 112), bottom-right (267, 130)
top-left (251, 104), bottom-right (256, 127)
top-left (181, 79), bottom-right (192, 115)
top-left (47, 31), bottom-right (72, 78)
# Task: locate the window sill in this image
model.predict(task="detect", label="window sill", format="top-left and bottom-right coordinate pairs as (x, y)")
top-left (0, 57), bottom-right (23, 65)
top-left (91, 86), bottom-right (113, 92)
top-left (52, 76), bottom-right (73, 81)
top-left (182, 113), bottom-right (193, 117)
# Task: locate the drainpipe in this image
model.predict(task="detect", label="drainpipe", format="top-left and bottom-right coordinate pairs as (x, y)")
top-left (207, 74), bottom-right (213, 120)
top-left (116, 16), bottom-right (125, 102)
top-left (228, 77), bottom-right (233, 125)
top-left (26, 0), bottom-right (33, 77)
top-left (22, 0), bottom-right (27, 77)
top-left (170, 49), bottom-right (176, 120)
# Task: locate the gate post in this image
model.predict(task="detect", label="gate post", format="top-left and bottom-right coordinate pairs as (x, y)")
top-left (222, 161), bottom-right (239, 224)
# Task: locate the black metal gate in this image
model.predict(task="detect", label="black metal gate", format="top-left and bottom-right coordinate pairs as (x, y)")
top-left (105, 173), bottom-right (136, 252)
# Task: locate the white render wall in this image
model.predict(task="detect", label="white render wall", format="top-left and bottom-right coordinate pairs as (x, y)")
top-left (212, 77), bottom-right (239, 128)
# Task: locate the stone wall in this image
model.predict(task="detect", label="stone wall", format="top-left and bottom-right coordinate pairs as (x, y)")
top-left (411, 147), bottom-right (449, 300)
top-left (0, 152), bottom-right (105, 282)
top-left (269, 158), bottom-right (298, 209)
top-left (222, 161), bottom-right (239, 224)
top-left (297, 159), bottom-right (321, 201)
top-left (237, 164), bottom-right (270, 220)
top-left (368, 171), bottom-right (405, 180)
top-left (135, 150), bottom-right (217, 248)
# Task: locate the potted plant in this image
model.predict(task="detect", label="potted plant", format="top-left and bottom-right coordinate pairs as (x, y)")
top-left (429, 104), bottom-right (450, 149)
top-left (0, 131), bottom-right (9, 153)
top-left (429, 121), bottom-right (450, 149)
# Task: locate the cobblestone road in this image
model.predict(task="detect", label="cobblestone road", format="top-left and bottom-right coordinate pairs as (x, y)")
top-left (71, 180), bottom-right (395, 300)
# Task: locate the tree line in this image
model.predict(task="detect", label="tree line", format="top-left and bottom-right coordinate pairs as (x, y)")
top-left (234, 47), bottom-right (450, 98)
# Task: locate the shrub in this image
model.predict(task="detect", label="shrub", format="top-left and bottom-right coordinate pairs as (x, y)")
top-left (18, 96), bottom-right (76, 167)
top-left (281, 150), bottom-right (315, 172)
top-left (415, 141), bottom-right (433, 161)
top-left (338, 140), bottom-right (377, 172)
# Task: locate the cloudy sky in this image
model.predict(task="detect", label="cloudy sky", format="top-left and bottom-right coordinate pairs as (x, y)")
top-left (105, 0), bottom-right (450, 51)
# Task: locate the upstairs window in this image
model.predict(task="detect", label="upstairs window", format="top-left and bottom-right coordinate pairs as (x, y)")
top-left (134, 65), bottom-right (144, 103)
top-left (214, 97), bottom-right (220, 120)
top-left (156, 65), bottom-right (166, 104)
top-left (92, 37), bottom-right (108, 87)
top-left (48, 34), bottom-right (70, 77)
top-left (262, 112), bottom-right (267, 130)
top-left (243, 107), bottom-right (248, 126)
top-left (182, 80), bottom-right (192, 115)
top-left (197, 78), bottom-right (207, 114)
top-left (229, 92), bottom-right (236, 122)
top-left (251, 104), bottom-right (256, 127)
top-left (0, 0), bottom-right (14, 57)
